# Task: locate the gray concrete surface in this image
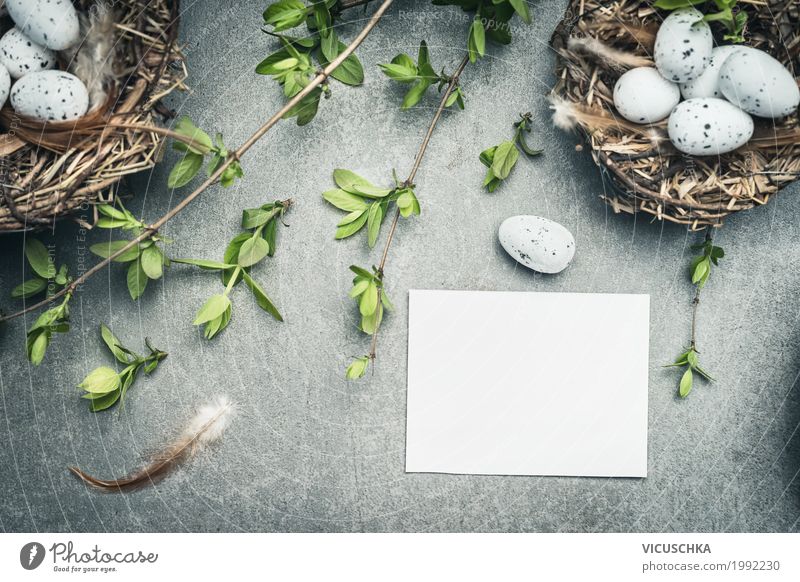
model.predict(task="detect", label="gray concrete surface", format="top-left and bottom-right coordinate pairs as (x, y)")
top-left (1, 0), bottom-right (799, 533)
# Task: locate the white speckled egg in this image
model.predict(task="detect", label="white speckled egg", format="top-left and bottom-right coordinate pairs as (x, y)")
top-left (498, 215), bottom-right (575, 274)
top-left (0, 28), bottom-right (55, 79)
top-left (680, 45), bottom-right (740, 99)
top-left (718, 47), bottom-right (800, 118)
top-left (11, 70), bottom-right (89, 122)
top-left (0, 62), bottom-right (10, 107)
top-left (613, 67), bottom-right (680, 124)
top-left (668, 98), bottom-right (753, 156)
top-left (654, 8), bottom-right (712, 83)
top-left (5, 0), bottom-right (79, 51)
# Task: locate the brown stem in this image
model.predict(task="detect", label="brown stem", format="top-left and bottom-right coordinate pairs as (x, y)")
top-left (690, 287), bottom-right (700, 351)
top-left (368, 54), bottom-right (470, 362)
top-left (0, 0), bottom-right (395, 325)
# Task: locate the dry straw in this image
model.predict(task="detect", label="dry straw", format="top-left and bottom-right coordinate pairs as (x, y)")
top-left (550, 0), bottom-right (800, 230)
top-left (0, 0), bottom-right (186, 233)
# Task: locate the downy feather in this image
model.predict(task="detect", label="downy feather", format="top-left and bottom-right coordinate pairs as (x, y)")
top-left (67, 1), bottom-right (118, 110)
top-left (567, 36), bottom-right (652, 71)
top-left (69, 396), bottom-right (235, 492)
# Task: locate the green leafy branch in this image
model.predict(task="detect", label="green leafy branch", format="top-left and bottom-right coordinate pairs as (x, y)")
top-left (168, 117), bottom-right (244, 189)
top-left (78, 324), bottom-right (167, 412)
top-left (323, 169), bottom-right (419, 248)
top-left (667, 234), bottom-right (724, 398)
top-left (433, 0), bottom-right (532, 62)
top-left (479, 112), bottom-right (543, 192)
top-left (379, 40), bottom-right (465, 110)
top-left (257, 0), bottom-right (367, 125)
top-left (653, 0), bottom-right (747, 43)
top-left (9, 239), bottom-right (73, 365)
top-left (89, 202), bottom-right (171, 300)
top-left (174, 200), bottom-right (291, 339)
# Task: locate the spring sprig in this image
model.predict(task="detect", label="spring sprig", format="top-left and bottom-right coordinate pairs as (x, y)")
top-left (480, 112), bottom-right (543, 192)
top-left (667, 235), bottom-right (724, 398)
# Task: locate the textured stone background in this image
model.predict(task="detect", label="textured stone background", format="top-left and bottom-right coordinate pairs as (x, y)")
top-left (1, 0), bottom-right (799, 532)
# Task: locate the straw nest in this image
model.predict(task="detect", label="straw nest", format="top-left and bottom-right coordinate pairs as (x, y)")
top-left (0, 0), bottom-right (186, 233)
top-left (550, 0), bottom-right (800, 230)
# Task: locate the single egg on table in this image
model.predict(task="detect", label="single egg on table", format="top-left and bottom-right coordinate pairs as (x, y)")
top-left (11, 70), bottom-right (89, 122)
top-left (0, 28), bottom-right (55, 79)
top-left (498, 215), bottom-right (575, 275)
top-left (668, 97), bottom-right (754, 156)
top-left (4, 0), bottom-right (80, 51)
top-left (654, 7), bottom-right (713, 84)
top-left (718, 47), bottom-right (800, 118)
top-left (680, 45), bottom-right (740, 99)
top-left (613, 67), bottom-right (680, 123)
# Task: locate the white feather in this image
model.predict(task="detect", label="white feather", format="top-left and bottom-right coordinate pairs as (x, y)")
top-left (184, 396), bottom-right (235, 446)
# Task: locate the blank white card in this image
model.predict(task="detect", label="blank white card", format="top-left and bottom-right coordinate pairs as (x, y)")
top-left (405, 290), bottom-right (650, 478)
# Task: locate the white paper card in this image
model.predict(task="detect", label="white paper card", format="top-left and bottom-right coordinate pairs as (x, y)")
top-left (405, 290), bottom-right (650, 478)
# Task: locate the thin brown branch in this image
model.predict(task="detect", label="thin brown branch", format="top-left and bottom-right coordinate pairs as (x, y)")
top-left (368, 54), bottom-right (470, 361)
top-left (0, 0), bottom-right (395, 325)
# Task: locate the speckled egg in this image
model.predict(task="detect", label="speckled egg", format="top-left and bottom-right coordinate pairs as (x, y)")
top-left (5, 0), bottom-right (79, 51)
top-left (613, 67), bottom-right (680, 124)
top-left (498, 215), bottom-right (575, 274)
top-left (718, 47), bottom-right (800, 118)
top-left (0, 62), bottom-right (10, 107)
top-left (654, 8), bottom-right (712, 84)
top-left (668, 98), bottom-right (753, 156)
top-left (11, 70), bottom-right (89, 122)
top-left (0, 28), bottom-right (55, 79)
top-left (680, 45), bottom-right (740, 99)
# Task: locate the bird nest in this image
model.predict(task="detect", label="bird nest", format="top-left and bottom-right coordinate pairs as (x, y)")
top-left (550, 0), bottom-right (800, 230)
top-left (0, 0), bottom-right (186, 233)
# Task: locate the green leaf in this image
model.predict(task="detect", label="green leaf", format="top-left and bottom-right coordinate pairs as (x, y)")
top-left (349, 265), bottom-right (373, 279)
top-left (379, 59), bottom-right (418, 83)
top-left (366, 202), bottom-right (384, 248)
top-left (349, 278), bottom-right (370, 298)
top-left (79, 366), bottom-right (121, 394)
top-left (329, 46), bottom-right (364, 86)
top-left (468, 20), bottom-right (486, 62)
top-left (351, 183), bottom-right (393, 198)
top-left (194, 294), bottom-right (232, 325)
top-left (172, 258), bottom-right (237, 270)
top-left (692, 258), bottom-right (710, 286)
top-left (242, 207), bottom-right (279, 229)
top-left (479, 145), bottom-right (497, 167)
top-left (126, 259), bottom-right (149, 300)
top-left (509, 0), bottom-right (532, 23)
top-left (361, 302), bottom-right (383, 334)
top-left (346, 356), bottom-right (369, 380)
top-left (27, 330), bottom-right (49, 366)
top-left (89, 240), bottom-right (141, 262)
top-left (335, 211), bottom-right (369, 239)
top-left (237, 236), bottom-right (270, 267)
top-left (323, 189), bottom-right (369, 212)
top-left (333, 169), bottom-right (373, 193)
top-left (173, 117), bottom-right (213, 154)
top-left (359, 281), bottom-right (378, 316)
top-left (679, 367), bottom-right (694, 398)
top-left (11, 278), bottom-right (46, 299)
top-left (100, 324), bottom-right (132, 364)
top-left (140, 246), bottom-right (164, 280)
top-left (402, 79), bottom-right (431, 109)
top-left (25, 239), bottom-right (55, 279)
top-left (241, 271), bottom-right (283, 322)
top-left (168, 152), bottom-right (204, 189)
top-left (203, 305), bottom-right (232, 340)
top-left (263, 0), bottom-right (308, 31)
top-left (491, 140), bottom-right (520, 180)
top-left (87, 389), bottom-right (122, 412)
top-left (223, 232), bottom-right (251, 266)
